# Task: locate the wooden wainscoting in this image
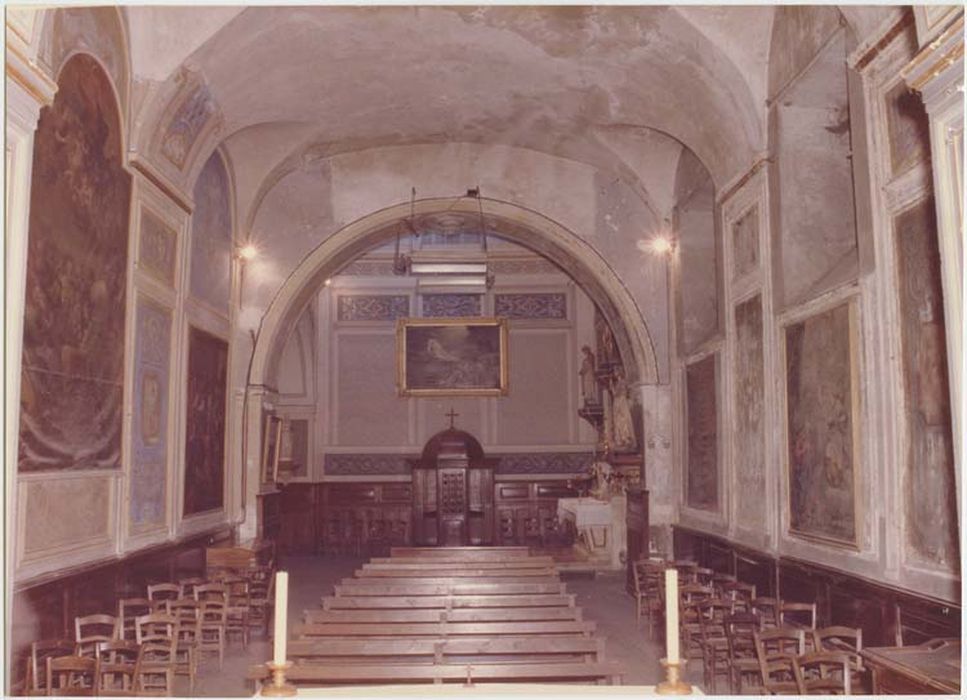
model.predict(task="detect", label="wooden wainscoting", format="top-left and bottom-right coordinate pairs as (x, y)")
top-left (673, 526), bottom-right (960, 647)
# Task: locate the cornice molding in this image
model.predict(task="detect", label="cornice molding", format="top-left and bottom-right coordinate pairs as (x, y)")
top-left (5, 41), bottom-right (57, 132)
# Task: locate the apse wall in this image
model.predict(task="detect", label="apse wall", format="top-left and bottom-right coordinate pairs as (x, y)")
top-left (673, 7), bottom-right (960, 603)
top-left (270, 241), bottom-right (600, 481)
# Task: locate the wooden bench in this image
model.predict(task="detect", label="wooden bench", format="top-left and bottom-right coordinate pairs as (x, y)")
top-left (305, 606), bottom-right (583, 624)
top-left (251, 660), bottom-right (622, 686)
top-left (348, 573), bottom-right (561, 584)
top-left (369, 555), bottom-right (556, 566)
top-left (322, 593), bottom-right (576, 610)
top-left (390, 546), bottom-right (532, 557)
top-left (294, 620), bottom-right (597, 638)
top-left (333, 581), bottom-right (567, 597)
top-left (358, 566), bottom-right (558, 578)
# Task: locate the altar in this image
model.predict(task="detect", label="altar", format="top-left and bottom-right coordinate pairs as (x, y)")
top-left (556, 495), bottom-right (627, 570)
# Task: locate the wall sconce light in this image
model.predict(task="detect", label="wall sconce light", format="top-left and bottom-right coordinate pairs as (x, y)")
top-left (236, 244), bottom-right (258, 261)
top-left (636, 236), bottom-right (675, 255)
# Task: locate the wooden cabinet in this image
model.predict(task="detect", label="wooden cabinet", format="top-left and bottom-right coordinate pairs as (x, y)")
top-left (863, 639), bottom-right (961, 694)
top-left (205, 538), bottom-right (274, 575)
top-left (319, 482), bottom-right (412, 554)
top-left (494, 480), bottom-right (577, 546)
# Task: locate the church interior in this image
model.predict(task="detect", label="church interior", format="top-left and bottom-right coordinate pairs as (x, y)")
top-left (3, 4), bottom-right (964, 696)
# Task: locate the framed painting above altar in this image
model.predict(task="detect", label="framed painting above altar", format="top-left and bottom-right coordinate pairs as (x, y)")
top-left (397, 317), bottom-right (508, 397)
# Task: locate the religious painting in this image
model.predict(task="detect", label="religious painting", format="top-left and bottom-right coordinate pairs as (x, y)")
top-left (131, 298), bottom-right (171, 529)
top-left (885, 81), bottom-right (931, 177)
top-left (785, 303), bottom-right (858, 546)
top-left (183, 326), bottom-right (228, 515)
top-left (261, 414), bottom-right (282, 484)
top-left (731, 205), bottom-right (759, 281)
top-left (138, 207), bottom-right (177, 286)
top-left (733, 296), bottom-right (765, 529)
top-left (685, 354), bottom-right (718, 511)
top-left (397, 318), bottom-right (508, 396)
top-left (18, 54), bottom-right (131, 472)
top-left (894, 199), bottom-right (959, 569)
top-left (161, 81), bottom-right (216, 169)
top-left (189, 153), bottom-right (233, 316)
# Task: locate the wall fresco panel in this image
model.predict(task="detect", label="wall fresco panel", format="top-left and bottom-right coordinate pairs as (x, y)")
top-left (733, 296), bottom-right (765, 529)
top-left (183, 327), bottom-right (228, 515)
top-left (18, 54), bottom-right (131, 473)
top-left (189, 154), bottom-right (232, 315)
top-left (686, 355), bottom-right (718, 511)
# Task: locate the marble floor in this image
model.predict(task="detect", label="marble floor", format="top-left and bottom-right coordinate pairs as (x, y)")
top-left (185, 554), bottom-right (706, 697)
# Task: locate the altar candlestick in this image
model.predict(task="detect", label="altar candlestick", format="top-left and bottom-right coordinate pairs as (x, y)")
top-left (273, 571), bottom-right (288, 665)
top-left (665, 568), bottom-right (680, 664)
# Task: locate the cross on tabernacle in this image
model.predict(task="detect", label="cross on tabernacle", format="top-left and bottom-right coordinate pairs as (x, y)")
top-left (446, 407), bottom-right (459, 429)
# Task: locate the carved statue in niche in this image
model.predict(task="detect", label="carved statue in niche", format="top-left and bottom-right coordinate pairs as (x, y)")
top-left (609, 366), bottom-right (637, 453)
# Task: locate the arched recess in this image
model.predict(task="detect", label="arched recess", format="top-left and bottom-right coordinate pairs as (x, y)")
top-left (241, 197), bottom-right (661, 520)
top-left (249, 197), bottom-right (658, 392)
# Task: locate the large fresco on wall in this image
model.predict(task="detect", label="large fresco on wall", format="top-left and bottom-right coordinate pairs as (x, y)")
top-left (189, 153), bottom-right (232, 315)
top-left (894, 199), bottom-right (959, 569)
top-left (785, 303), bottom-right (857, 545)
top-left (731, 206), bottom-right (759, 281)
top-left (734, 296), bottom-right (765, 529)
top-left (885, 82), bottom-right (931, 177)
top-left (183, 327), bottom-right (228, 515)
top-left (18, 54), bottom-right (131, 472)
top-left (131, 299), bottom-right (171, 529)
top-left (686, 355), bottom-right (718, 511)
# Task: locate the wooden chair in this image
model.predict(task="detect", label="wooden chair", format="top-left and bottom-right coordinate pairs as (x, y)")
top-left (74, 614), bottom-right (120, 657)
top-left (673, 560), bottom-right (699, 583)
top-left (95, 640), bottom-right (141, 696)
top-left (779, 600), bottom-right (817, 629)
top-left (223, 576), bottom-right (251, 647)
top-left (722, 581), bottom-right (757, 609)
top-left (177, 577), bottom-right (206, 598)
top-left (752, 596), bottom-right (780, 629)
top-left (755, 627), bottom-right (805, 695)
top-left (134, 613), bottom-right (178, 696)
top-left (198, 600), bottom-right (227, 668)
top-left (193, 582), bottom-right (229, 605)
top-left (167, 599), bottom-right (200, 694)
top-left (246, 574), bottom-right (273, 638)
top-left (25, 639), bottom-right (75, 695)
top-left (813, 626), bottom-right (867, 692)
top-left (694, 567), bottom-right (715, 587)
top-left (46, 655), bottom-right (98, 696)
top-left (146, 583), bottom-right (181, 610)
top-left (631, 560), bottom-right (664, 637)
top-left (792, 651), bottom-right (852, 694)
top-left (698, 598), bottom-right (734, 694)
top-left (117, 598), bottom-right (153, 641)
top-left (726, 612), bottom-right (762, 694)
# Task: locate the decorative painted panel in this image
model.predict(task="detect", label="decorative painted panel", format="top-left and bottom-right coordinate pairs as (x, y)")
top-left (18, 54), bottom-right (131, 472)
top-left (189, 153), bottom-right (232, 315)
top-left (495, 293), bottom-right (567, 319)
top-left (337, 295), bottom-right (409, 321)
top-left (161, 83), bottom-right (216, 169)
top-left (685, 355), bottom-right (718, 511)
top-left (733, 296), bottom-right (765, 529)
top-left (496, 452), bottom-right (593, 475)
top-left (23, 477), bottom-right (111, 554)
top-left (183, 327), bottom-right (228, 516)
top-left (323, 451), bottom-right (594, 476)
top-left (731, 206), bottom-right (759, 281)
top-left (325, 454), bottom-right (411, 476)
top-left (885, 81), bottom-right (931, 177)
top-left (421, 294), bottom-right (482, 317)
top-left (130, 299), bottom-right (171, 530)
top-left (895, 199), bottom-right (958, 568)
top-left (785, 303), bottom-right (857, 545)
top-left (138, 208), bottom-right (177, 286)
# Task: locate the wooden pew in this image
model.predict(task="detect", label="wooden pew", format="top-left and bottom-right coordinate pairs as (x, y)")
top-left (294, 620), bottom-right (597, 638)
top-left (358, 566), bottom-right (558, 578)
top-left (332, 581), bottom-right (567, 597)
top-left (390, 546), bottom-right (532, 557)
top-left (322, 593), bottom-right (576, 610)
top-left (348, 574), bottom-right (561, 585)
top-left (305, 606), bottom-right (583, 624)
top-left (365, 558), bottom-right (555, 569)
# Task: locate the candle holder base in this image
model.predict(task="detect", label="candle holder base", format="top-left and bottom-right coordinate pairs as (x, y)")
top-left (655, 658), bottom-right (692, 695)
top-left (261, 661), bottom-right (297, 697)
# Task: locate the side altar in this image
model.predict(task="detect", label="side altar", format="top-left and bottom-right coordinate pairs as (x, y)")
top-left (556, 495), bottom-right (627, 571)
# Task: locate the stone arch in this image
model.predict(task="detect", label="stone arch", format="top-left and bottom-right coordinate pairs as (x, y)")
top-left (249, 197), bottom-right (659, 394)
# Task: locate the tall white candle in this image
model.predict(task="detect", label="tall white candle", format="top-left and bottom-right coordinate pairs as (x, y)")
top-left (665, 568), bottom-right (680, 663)
top-left (273, 571), bottom-right (288, 665)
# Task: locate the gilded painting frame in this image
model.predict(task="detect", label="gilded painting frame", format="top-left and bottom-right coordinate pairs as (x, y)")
top-left (261, 415), bottom-right (283, 484)
top-left (397, 317), bottom-right (509, 397)
top-left (781, 299), bottom-right (862, 550)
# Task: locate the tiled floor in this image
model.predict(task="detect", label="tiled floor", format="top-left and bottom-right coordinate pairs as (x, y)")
top-left (187, 554), bottom-right (706, 697)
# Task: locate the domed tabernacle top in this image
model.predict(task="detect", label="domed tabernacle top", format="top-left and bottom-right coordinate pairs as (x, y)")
top-left (420, 428), bottom-right (485, 465)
